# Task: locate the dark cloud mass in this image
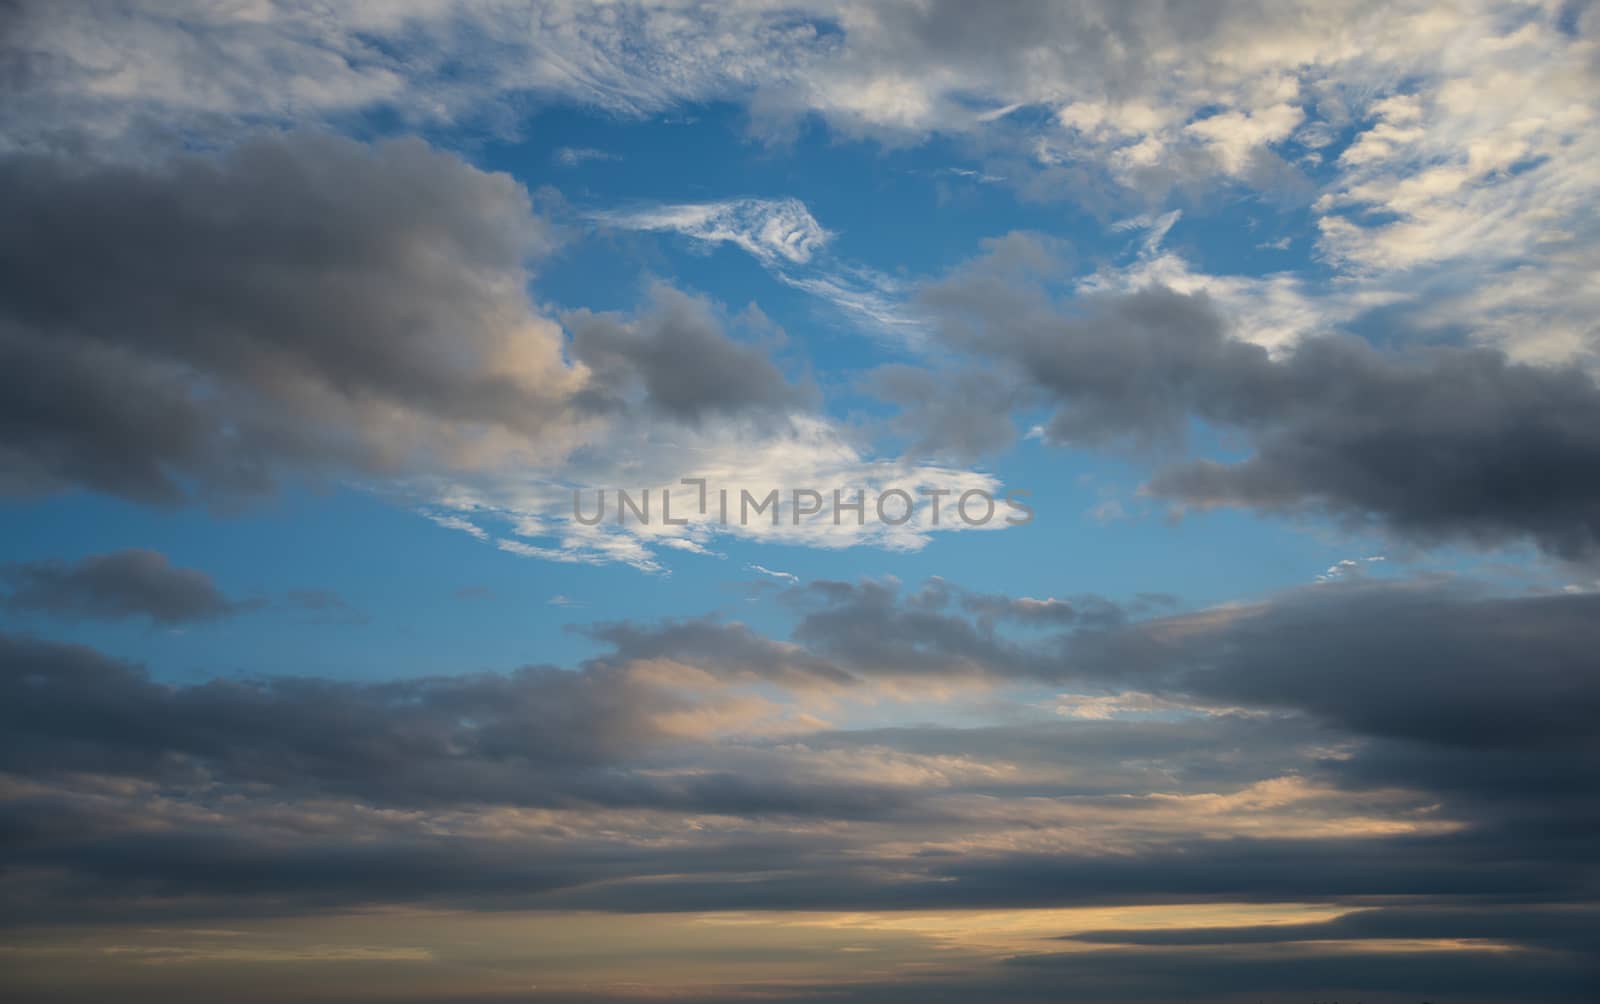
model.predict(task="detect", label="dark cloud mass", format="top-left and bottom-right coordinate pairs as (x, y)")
top-left (0, 133), bottom-right (578, 504)
top-left (2, 579), bottom-right (1595, 936)
top-left (2, 549), bottom-right (249, 625)
top-left (1064, 580), bottom-right (1600, 748)
top-left (566, 284), bottom-right (811, 423)
top-left (0, 133), bottom-right (817, 513)
top-left (918, 264), bottom-right (1600, 557)
top-left (0, 573), bottom-right (1594, 1002)
top-left (0, 632), bottom-right (673, 803)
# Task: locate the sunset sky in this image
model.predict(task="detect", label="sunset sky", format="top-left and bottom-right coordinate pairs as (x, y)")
top-left (1, 2), bottom-right (1597, 1002)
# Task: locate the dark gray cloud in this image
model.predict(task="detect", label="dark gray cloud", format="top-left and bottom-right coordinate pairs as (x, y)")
top-left (0, 630), bottom-right (911, 820)
top-left (2, 549), bottom-right (251, 625)
top-left (871, 363), bottom-right (1020, 462)
top-left (587, 573), bottom-right (1600, 763)
top-left (915, 255), bottom-right (1600, 558)
top-left (907, 575), bottom-right (1113, 629)
top-left (998, 939), bottom-right (1599, 1002)
top-left (1147, 334), bottom-right (1600, 559)
top-left (1065, 903), bottom-right (1600, 952)
top-left (1064, 580), bottom-right (1600, 750)
top-left (787, 572), bottom-right (1600, 793)
top-left (579, 615), bottom-right (855, 687)
top-left (2, 576), bottom-right (1596, 1004)
top-left (0, 133), bottom-right (577, 505)
top-left (536, 824), bottom-right (1592, 913)
top-left (776, 574), bottom-right (1600, 878)
top-left (579, 579), bottom-right (1093, 685)
top-left (786, 577), bottom-right (1064, 678)
top-left (0, 133), bottom-right (817, 510)
top-left (0, 631), bottom-right (672, 802)
top-left (565, 284), bottom-right (811, 423)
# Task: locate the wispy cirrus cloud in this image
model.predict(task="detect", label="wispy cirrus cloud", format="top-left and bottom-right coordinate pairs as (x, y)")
top-left (596, 197), bottom-right (831, 266)
top-left (596, 196), bottom-right (923, 342)
top-left (552, 145), bottom-right (619, 167)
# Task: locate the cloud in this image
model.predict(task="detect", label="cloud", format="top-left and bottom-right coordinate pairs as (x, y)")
top-left (1, 572), bottom-right (1595, 1004)
top-left (282, 589), bottom-right (367, 626)
top-left (1314, 554), bottom-right (1386, 582)
top-left (1063, 579), bottom-right (1600, 751)
top-left (565, 284), bottom-right (811, 423)
top-left (2, 550), bottom-right (251, 625)
top-left (0, 133), bottom-right (584, 506)
top-left (782, 577), bottom-right (1073, 681)
top-left (0, 630), bottom-right (772, 807)
top-left (747, 563), bottom-right (799, 584)
top-left (597, 198), bottom-right (831, 266)
top-left (1143, 335), bottom-right (1600, 559)
top-left (597, 197), bottom-right (922, 341)
top-left (3, 5), bottom-right (1598, 999)
top-left (905, 576), bottom-right (1092, 629)
top-left (913, 251), bottom-right (1600, 558)
top-left (552, 146), bottom-right (617, 167)
top-left (0, 134), bottom-right (1008, 569)
top-left (1065, 903), bottom-right (1599, 951)
top-left (1049, 690), bottom-right (1201, 721)
top-left (1310, 21), bottom-right (1600, 365)
top-left (871, 364), bottom-right (1020, 463)
top-left (579, 616), bottom-right (855, 689)
top-left (1076, 212), bottom-right (1388, 353)
top-left (10, 2), bottom-right (1596, 240)
top-left (423, 409), bottom-right (1013, 572)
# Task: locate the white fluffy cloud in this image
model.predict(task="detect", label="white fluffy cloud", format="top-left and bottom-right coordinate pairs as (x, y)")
top-left (418, 411), bottom-right (1013, 573)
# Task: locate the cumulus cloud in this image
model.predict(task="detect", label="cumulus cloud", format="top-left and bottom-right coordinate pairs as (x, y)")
top-left (565, 284), bottom-right (811, 423)
top-left (911, 246), bottom-right (1600, 558)
top-left (0, 133), bottom-right (584, 505)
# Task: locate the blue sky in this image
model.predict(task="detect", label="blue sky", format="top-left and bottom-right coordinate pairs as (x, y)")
top-left (0, 102), bottom-right (1420, 676)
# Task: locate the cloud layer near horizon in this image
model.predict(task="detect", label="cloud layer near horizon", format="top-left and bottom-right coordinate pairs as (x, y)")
top-left (1, 570), bottom-right (1596, 1000)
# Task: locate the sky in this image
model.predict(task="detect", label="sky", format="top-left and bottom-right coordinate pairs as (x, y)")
top-left (0, 2), bottom-right (1597, 1001)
